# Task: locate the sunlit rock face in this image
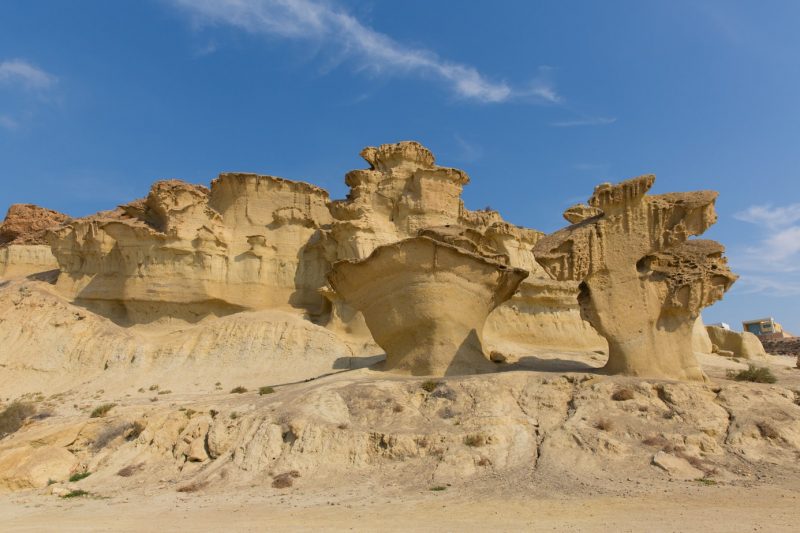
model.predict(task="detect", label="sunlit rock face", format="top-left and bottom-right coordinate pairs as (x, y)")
top-left (534, 175), bottom-right (738, 381)
top-left (38, 140), bottom-right (604, 353)
top-left (324, 141), bottom-right (603, 351)
top-left (328, 236), bottom-right (528, 376)
top-left (49, 176), bottom-right (333, 325)
top-left (0, 204), bottom-right (69, 279)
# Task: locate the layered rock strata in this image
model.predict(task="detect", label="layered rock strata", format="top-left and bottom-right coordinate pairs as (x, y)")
top-left (327, 236), bottom-right (528, 376)
top-left (0, 204), bottom-right (69, 278)
top-left (534, 175), bottom-right (738, 381)
top-left (49, 176), bottom-right (332, 324)
top-left (325, 141), bottom-right (604, 351)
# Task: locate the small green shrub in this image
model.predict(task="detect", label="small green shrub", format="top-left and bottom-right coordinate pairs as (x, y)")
top-left (89, 403), bottom-right (116, 418)
top-left (730, 365), bottom-right (777, 384)
top-left (0, 401), bottom-right (36, 438)
top-left (259, 386), bottom-right (275, 395)
top-left (421, 380), bottom-right (440, 393)
top-left (429, 486), bottom-right (447, 491)
top-left (230, 386), bottom-right (247, 394)
top-left (69, 471), bottom-right (91, 482)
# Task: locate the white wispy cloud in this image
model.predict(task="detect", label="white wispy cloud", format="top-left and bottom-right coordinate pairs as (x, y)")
top-left (730, 201), bottom-right (800, 296)
top-left (0, 115), bottom-right (18, 130)
top-left (551, 116), bottom-right (616, 127)
top-left (0, 59), bottom-right (57, 90)
top-left (734, 275), bottom-right (800, 297)
top-left (733, 202), bottom-right (800, 229)
top-left (169, 0), bottom-right (558, 104)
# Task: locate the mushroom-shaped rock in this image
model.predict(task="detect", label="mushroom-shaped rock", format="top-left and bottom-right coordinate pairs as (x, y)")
top-left (533, 175), bottom-right (737, 381)
top-left (327, 236), bottom-right (528, 376)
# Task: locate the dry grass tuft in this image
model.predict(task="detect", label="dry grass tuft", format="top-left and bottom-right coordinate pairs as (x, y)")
top-left (594, 418), bottom-right (615, 431)
top-left (0, 402), bottom-right (36, 438)
top-left (464, 434), bottom-right (489, 447)
top-left (89, 403), bottom-right (116, 418)
top-left (177, 480), bottom-right (209, 493)
top-left (421, 380), bottom-right (440, 393)
top-left (612, 388), bottom-right (635, 401)
top-left (117, 462), bottom-right (145, 477)
top-left (757, 421), bottom-right (780, 440)
top-left (272, 470), bottom-right (300, 489)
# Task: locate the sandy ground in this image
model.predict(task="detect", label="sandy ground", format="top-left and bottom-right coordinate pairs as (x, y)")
top-left (1, 483), bottom-right (798, 532)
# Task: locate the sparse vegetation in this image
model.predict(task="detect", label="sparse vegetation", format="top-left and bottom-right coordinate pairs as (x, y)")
top-left (148, 385), bottom-right (159, 391)
top-left (728, 365), bottom-right (777, 384)
top-left (757, 421), bottom-right (780, 440)
top-left (157, 390), bottom-right (172, 395)
top-left (230, 412), bottom-right (239, 419)
top-left (69, 471), bottom-right (91, 482)
top-left (464, 434), bottom-right (488, 447)
top-left (0, 401), bottom-right (36, 438)
top-left (230, 386), bottom-right (247, 394)
top-left (612, 388), bottom-right (635, 401)
top-left (272, 470), bottom-right (300, 489)
top-left (259, 386), bottom-right (275, 395)
top-left (421, 380), bottom-right (440, 393)
top-left (695, 478), bottom-right (718, 486)
top-left (117, 463), bottom-right (145, 477)
top-left (594, 418), bottom-right (615, 431)
top-left (177, 480), bottom-right (209, 493)
top-left (90, 403), bottom-right (116, 418)
top-left (477, 457), bottom-right (492, 467)
top-left (392, 404), bottom-right (404, 413)
top-left (642, 435), bottom-right (671, 448)
top-left (61, 489), bottom-right (90, 499)
top-left (429, 486), bottom-right (447, 491)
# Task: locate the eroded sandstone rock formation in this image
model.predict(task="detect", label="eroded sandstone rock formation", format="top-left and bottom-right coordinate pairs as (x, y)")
top-left (534, 175), bottom-right (738, 381)
top-left (325, 142), bottom-right (604, 352)
top-left (38, 141), bottom-right (601, 352)
top-left (49, 175), bottom-right (332, 324)
top-left (0, 204), bottom-right (69, 278)
top-left (328, 236), bottom-right (528, 376)
top-left (706, 326), bottom-right (767, 360)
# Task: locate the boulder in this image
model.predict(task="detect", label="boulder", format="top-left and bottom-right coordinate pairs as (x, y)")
top-left (706, 326), bottom-right (767, 360)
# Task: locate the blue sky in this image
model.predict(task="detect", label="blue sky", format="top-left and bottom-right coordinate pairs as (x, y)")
top-left (1, 0), bottom-right (799, 332)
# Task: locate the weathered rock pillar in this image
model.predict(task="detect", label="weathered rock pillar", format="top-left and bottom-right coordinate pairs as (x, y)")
top-left (328, 236), bottom-right (527, 376)
top-left (534, 175), bottom-right (737, 381)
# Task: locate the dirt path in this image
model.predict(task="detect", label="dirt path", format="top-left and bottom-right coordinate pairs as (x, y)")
top-left (2, 485), bottom-right (798, 532)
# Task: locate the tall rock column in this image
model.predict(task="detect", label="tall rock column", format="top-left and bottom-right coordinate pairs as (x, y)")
top-left (533, 175), bottom-right (737, 381)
